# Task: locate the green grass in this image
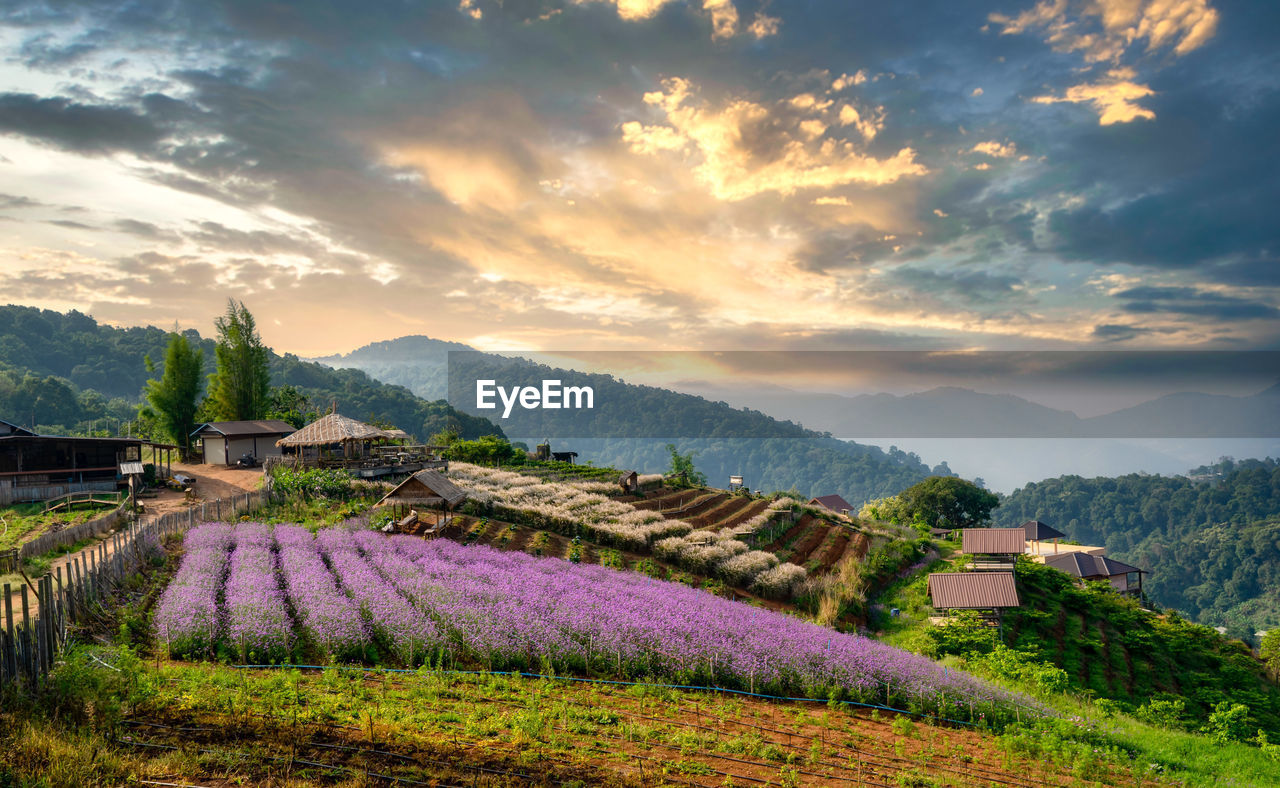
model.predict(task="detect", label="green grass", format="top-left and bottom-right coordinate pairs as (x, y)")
top-left (0, 501), bottom-right (117, 552)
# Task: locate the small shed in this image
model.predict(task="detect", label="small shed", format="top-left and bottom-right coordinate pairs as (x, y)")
top-left (1044, 552), bottom-right (1145, 595)
top-left (809, 494), bottom-right (855, 517)
top-left (193, 420), bottom-right (295, 466)
top-left (551, 450), bottom-right (578, 464)
top-left (961, 528), bottom-right (1025, 571)
top-left (618, 470), bottom-right (639, 494)
top-left (377, 469), bottom-right (468, 525)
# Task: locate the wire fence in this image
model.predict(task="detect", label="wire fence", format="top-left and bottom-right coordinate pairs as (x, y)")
top-left (0, 488), bottom-right (274, 687)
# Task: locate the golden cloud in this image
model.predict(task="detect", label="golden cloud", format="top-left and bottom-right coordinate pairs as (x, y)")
top-left (1031, 68), bottom-right (1156, 125)
top-left (621, 77), bottom-right (925, 201)
top-left (970, 140), bottom-right (1018, 158)
top-left (990, 0), bottom-right (1218, 64)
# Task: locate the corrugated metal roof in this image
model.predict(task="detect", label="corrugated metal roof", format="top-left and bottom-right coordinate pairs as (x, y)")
top-left (276, 413), bottom-right (394, 446)
top-left (961, 528), bottom-right (1025, 555)
top-left (1022, 519), bottom-right (1067, 541)
top-left (928, 572), bottom-right (1020, 609)
top-left (1045, 552), bottom-right (1143, 578)
top-left (193, 420), bottom-right (296, 438)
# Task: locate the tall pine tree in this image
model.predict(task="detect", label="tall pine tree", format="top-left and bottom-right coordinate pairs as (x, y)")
top-left (207, 299), bottom-right (271, 421)
top-left (143, 333), bottom-right (204, 456)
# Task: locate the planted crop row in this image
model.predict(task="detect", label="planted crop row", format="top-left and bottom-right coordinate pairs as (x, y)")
top-left (155, 521), bottom-right (1044, 726)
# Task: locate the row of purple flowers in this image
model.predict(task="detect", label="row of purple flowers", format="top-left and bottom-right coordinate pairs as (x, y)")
top-left (153, 520), bottom-right (1043, 723)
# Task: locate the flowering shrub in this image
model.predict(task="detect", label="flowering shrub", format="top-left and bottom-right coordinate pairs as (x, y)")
top-left (750, 563), bottom-right (808, 600)
top-left (451, 463), bottom-right (691, 550)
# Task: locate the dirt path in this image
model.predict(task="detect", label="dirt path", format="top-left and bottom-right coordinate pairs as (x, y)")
top-left (3, 463), bottom-right (264, 622)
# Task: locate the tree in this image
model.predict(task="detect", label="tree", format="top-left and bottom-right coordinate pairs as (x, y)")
top-left (206, 299), bottom-right (271, 421)
top-left (1262, 631), bottom-right (1280, 677)
top-left (665, 443), bottom-right (707, 487)
top-left (891, 476), bottom-right (999, 529)
top-left (143, 333), bottom-right (204, 456)
top-left (266, 384), bottom-right (314, 428)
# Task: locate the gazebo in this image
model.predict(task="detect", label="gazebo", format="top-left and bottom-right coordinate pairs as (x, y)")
top-left (276, 413), bottom-right (396, 467)
top-left (961, 528), bottom-right (1026, 572)
top-left (377, 469), bottom-right (468, 530)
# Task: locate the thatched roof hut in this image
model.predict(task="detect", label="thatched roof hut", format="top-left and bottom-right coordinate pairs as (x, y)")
top-left (378, 469), bottom-right (467, 509)
top-left (277, 413), bottom-right (394, 448)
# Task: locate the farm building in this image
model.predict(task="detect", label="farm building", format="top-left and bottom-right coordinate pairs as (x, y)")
top-left (927, 572), bottom-right (1020, 622)
top-left (0, 418), bottom-right (35, 438)
top-left (551, 450), bottom-right (579, 464)
top-left (192, 420), bottom-right (295, 466)
top-left (0, 430), bottom-right (144, 504)
top-left (1044, 552), bottom-right (1145, 595)
top-left (809, 494), bottom-right (855, 516)
top-left (961, 528), bottom-right (1025, 571)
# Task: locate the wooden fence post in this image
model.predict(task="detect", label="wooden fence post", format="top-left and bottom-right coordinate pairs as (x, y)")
top-left (4, 583), bottom-right (14, 681)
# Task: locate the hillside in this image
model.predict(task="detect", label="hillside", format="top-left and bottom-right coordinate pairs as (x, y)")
top-left (314, 339), bottom-right (940, 503)
top-left (993, 458), bottom-right (1280, 636)
top-left (312, 334), bottom-right (470, 400)
top-left (874, 550), bottom-right (1280, 741)
top-left (0, 305), bottom-right (501, 441)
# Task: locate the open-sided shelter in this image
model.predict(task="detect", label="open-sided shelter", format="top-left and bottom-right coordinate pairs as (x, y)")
top-left (961, 528), bottom-right (1025, 571)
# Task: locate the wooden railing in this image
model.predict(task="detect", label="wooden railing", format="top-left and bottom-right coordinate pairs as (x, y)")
top-left (44, 489), bottom-right (124, 513)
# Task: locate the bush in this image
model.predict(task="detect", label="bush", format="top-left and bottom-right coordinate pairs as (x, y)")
top-left (269, 466), bottom-right (353, 499)
top-left (1134, 697), bottom-right (1186, 729)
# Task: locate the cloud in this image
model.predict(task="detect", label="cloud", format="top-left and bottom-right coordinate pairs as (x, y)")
top-left (1031, 67), bottom-right (1156, 125)
top-left (703, 0), bottom-right (739, 39)
top-left (990, 0), bottom-right (1219, 64)
top-left (621, 77), bottom-right (925, 201)
top-left (1112, 285), bottom-right (1279, 320)
top-left (566, 0), bottom-right (773, 38)
top-left (747, 13), bottom-right (780, 39)
top-left (970, 140), bottom-right (1017, 158)
top-left (0, 93), bottom-right (164, 153)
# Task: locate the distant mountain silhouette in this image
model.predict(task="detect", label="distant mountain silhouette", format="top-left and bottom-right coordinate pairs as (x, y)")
top-left (679, 381), bottom-right (1280, 439)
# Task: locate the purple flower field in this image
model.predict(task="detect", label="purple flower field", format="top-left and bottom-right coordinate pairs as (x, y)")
top-left (154, 521), bottom-right (1041, 722)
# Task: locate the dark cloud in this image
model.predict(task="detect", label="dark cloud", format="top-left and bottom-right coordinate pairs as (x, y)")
top-left (889, 267), bottom-right (1026, 305)
top-left (0, 92), bottom-right (164, 153)
top-left (1114, 286), bottom-right (1279, 321)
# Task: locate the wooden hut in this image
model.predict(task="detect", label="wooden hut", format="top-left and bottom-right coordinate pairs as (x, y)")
top-left (377, 469), bottom-right (468, 531)
top-left (618, 470), bottom-right (639, 494)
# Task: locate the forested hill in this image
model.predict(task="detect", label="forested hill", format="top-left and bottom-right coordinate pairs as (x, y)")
top-left (0, 305), bottom-right (501, 441)
top-left (316, 338), bottom-right (944, 502)
top-left (994, 458), bottom-right (1280, 636)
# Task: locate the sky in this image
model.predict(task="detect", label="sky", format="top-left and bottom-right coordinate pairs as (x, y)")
top-left (0, 0), bottom-right (1277, 357)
